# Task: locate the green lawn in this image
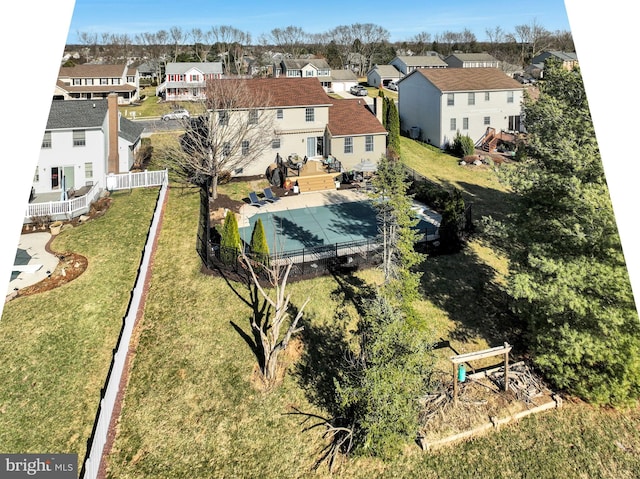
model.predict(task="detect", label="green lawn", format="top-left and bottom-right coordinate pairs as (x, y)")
top-left (104, 183), bottom-right (640, 479)
top-left (119, 86), bottom-right (207, 120)
top-left (0, 188), bottom-right (160, 465)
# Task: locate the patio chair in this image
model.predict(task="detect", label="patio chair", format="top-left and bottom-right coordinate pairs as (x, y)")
top-left (248, 191), bottom-right (267, 207)
top-left (263, 187), bottom-right (281, 203)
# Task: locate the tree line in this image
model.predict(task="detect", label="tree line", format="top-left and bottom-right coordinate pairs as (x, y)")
top-left (71, 20), bottom-right (574, 76)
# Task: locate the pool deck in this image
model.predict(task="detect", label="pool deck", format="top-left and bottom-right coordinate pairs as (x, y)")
top-left (237, 189), bottom-right (366, 228)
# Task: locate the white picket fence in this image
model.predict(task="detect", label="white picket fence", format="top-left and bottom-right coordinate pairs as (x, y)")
top-left (25, 170), bottom-right (168, 223)
top-left (80, 177), bottom-right (168, 479)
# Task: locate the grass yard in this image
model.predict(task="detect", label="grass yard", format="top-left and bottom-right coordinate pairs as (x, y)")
top-left (104, 183), bottom-right (640, 478)
top-left (119, 86), bottom-right (207, 120)
top-left (0, 188), bottom-right (160, 467)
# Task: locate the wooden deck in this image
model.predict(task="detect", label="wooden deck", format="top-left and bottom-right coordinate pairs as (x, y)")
top-left (290, 160), bottom-right (341, 193)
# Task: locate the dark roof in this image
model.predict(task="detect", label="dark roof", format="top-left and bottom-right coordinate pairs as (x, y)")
top-left (55, 80), bottom-right (137, 94)
top-left (444, 53), bottom-right (499, 62)
top-left (410, 68), bottom-right (522, 92)
top-left (281, 58), bottom-right (331, 70)
top-left (328, 99), bottom-right (387, 137)
top-left (45, 99), bottom-right (143, 143)
top-left (120, 117), bottom-right (144, 143)
top-left (46, 99), bottom-right (109, 129)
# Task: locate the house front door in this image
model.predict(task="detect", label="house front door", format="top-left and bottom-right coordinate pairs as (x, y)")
top-left (51, 167), bottom-right (60, 189)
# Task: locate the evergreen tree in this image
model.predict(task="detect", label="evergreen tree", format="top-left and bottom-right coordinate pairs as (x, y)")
top-left (498, 58), bottom-right (640, 406)
top-left (334, 292), bottom-right (433, 459)
top-left (384, 98), bottom-right (401, 158)
top-left (220, 210), bottom-right (241, 266)
top-left (249, 218), bottom-right (270, 266)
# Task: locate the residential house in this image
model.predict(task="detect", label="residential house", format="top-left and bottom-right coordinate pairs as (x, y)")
top-left (397, 68), bottom-right (523, 149)
top-left (208, 77), bottom-right (387, 177)
top-left (274, 58), bottom-right (332, 86)
top-left (527, 51), bottom-right (578, 79)
top-left (327, 69), bottom-right (359, 93)
top-left (367, 64), bottom-right (404, 88)
top-left (156, 62), bottom-right (224, 101)
top-left (444, 53), bottom-right (500, 69)
top-left (33, 93), bottom-right (144, 197)
top-left (54, 63), bottom-right (140, 104)
top-left (390, 55), bottom-right (448, 75)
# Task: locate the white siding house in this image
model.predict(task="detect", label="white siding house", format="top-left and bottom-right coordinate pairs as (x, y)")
top-left (54, 64), bottom-right (139, 104)
top-left (157, 62), bottom-right (224, 101)
top-left (33, 93), bottom-right (144, 197)
top-left (398, 68), bottom-right (524, 149)
top-left (207, 78), bottom-right (387, 177)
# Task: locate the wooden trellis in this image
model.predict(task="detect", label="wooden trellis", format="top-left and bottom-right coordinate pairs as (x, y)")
top-left (451, 342), bottom-right (512, 402)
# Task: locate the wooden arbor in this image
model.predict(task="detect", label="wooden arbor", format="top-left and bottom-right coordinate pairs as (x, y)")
top-left (450, 342), bottom-right (512, 402)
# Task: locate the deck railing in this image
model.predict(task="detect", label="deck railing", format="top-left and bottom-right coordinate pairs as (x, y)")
top-left (25, 170), bottom-right (168, 223)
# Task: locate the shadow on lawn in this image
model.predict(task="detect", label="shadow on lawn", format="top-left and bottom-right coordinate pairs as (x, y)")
top-left (419, 244), bottom-right (526, 353)
top-left (294, 272), bottom-right (374, 414)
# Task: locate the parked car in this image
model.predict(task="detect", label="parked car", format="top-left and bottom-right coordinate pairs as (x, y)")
top-left (350, 85), bottom-right (368, 96)
top-left (387, 82), bottom-right (398, 91)
top-left (161, 108), bottom-right (190, 121)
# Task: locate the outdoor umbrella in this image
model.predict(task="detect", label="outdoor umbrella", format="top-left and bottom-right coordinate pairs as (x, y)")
top-left (352, 159), bottom-right (377, 189)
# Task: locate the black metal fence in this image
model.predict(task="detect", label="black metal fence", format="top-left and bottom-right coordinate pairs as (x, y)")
top-left (202, 237), bottom-right (383, 282)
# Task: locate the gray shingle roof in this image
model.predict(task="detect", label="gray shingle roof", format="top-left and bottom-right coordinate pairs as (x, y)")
top-left (45, 99), bottom-right (144, 143)
top-left (46, 99), bottom-right (108, 129)
top-left (165, 62), bottom-right (224, 75)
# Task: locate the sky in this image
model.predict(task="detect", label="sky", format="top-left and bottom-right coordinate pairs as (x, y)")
top-left (65, 0), bottom-right (572, 44)
top-left (0, 1), bottom-right (639, 315)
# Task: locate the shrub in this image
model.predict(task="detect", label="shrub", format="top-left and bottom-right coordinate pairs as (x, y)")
top-left (249, 218), bottom-right (270, 266)
top-left (219, 210), bottom-right (241, 266)
top-left (450, 132), bottom-right (475, 158)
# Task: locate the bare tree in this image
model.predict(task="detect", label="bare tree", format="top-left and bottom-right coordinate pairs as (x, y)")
top-left (239, 250), bottom-right (310, 385)
top-left (160, 78), bottom-right (276, 199)
top-left (410, 31), bottom-right (432, 55)
top-left (513, 19), bottom-right (551, 66)
top-left (169, 26), bottom-right (185, 62)
top-left (351, 23), bottom-right (390, 73)
top-left (269, 25), bottom-right (308, 58)
top-left (76, 31), bottom-right (98, 62)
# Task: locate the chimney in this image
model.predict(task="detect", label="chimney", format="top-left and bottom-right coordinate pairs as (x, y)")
top-left (373, 96), bottom-right (383, 124)
top-left (107, 92), bottom-right (120, 174)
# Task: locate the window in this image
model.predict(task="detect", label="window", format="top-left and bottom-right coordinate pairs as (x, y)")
top-left (248, 109), bottom-right (258, 125)
top-left (85, 162), bottom-right (93, 179)
top-left (507, 91), bottom-right (514, 103)
top-left (463, 117), bottom-right (469, 130)
top-left (484, 116), bottom-right (491, 125)
top-left (222, 142), bottom-right (231, 157)
top-left (468, 93), bottom-right (475, 105)
top-left (305, 108), bottom-right (314, 122)
top-left (365, 135), bottom-right (374, 152)
top-left (72, 78), bottom-right (81, 85)
top-left (33, 166), bottom-right (39, 183)
top-left (241, 140), bottom-right (250, 156)
top-left (276, 109), bottom-right (283, 119)
top-left (450, 118), bottom-right (456, 131)
top-left (190, 74), bottom-right (201, 82)
top-left (73, 130), bottom-right (86, 147)
top-left (41, 131), bottom-right (51, 149)
top-left (485, 91), bottom-right (490, 101)
top-left (219, 111), bottom-right (229, 126)
top-left (271, 139), bottom-right (281, 149)
top-left (447, 93), bottom-right (455, 106)
top-left (100, 78), bottom-right (108, 85)
top-left (344, 137), bottom-right (353, 154)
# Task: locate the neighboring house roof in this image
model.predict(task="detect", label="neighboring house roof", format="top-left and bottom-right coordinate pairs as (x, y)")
top-left (59, 63), bottom-right (127, 78)
top-left (46, 100), bottom-right (108, 129)
top-left (330, 69), bottom-right (358, 82)
top-left (281, 58), bottom-right (331, 70)
top-left (165, 62), bottom-right (224, 75)
top-left (368, 64), bottom-right (403, 77)
top-left (55, 80), bottom-right (137, 94)
top-left (327, 99), bottom-right (387, 137)
top-left (406, 68), bottom-right (522, 92)
top-left (531, 51), bottom-right (578, 64)
top-left (444, 53), bottom-right (499, 63)
top-left (393, 55), bottom-right (448, 67)
top-left (45, 99), bottom-right (143, 142)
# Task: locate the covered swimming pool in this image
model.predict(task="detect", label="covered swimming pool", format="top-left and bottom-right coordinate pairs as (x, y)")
top-left (239, 199), bottom-right (440, 255)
